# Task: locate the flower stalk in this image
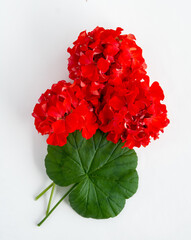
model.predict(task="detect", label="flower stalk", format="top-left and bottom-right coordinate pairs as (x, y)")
top-left (37, 183), bottom-right (78, 226)
top-left (35, 182), bottom-right (54, 200)
top-left (46, 183), bottom-right (55, 215)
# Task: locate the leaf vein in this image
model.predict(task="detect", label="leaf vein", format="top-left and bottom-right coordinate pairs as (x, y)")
top-left (91, 179), bottom-right (122, 210)
top-left (67, 138), bottom-right (76, 149)
top-left (71, 132), bottom-right (86, 173)
top-left (87, 132), bottom-right (105, 172)
top-left (89, 140), bottom-right (122, 174)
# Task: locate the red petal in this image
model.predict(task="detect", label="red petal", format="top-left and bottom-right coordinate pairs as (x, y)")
top-left (81, 64), bottom-right (99, 81)
top-left (109, 96), bottom-right (124, 110)
top-left (97, 58), bottom-right (110, 73)
top-left (47, 132), bottom-right (68, 146)
top-left (150, 82), bottom-right (164, 101)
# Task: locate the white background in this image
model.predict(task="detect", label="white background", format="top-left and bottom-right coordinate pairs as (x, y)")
top-left (1, 0), bottom-right (191, 239)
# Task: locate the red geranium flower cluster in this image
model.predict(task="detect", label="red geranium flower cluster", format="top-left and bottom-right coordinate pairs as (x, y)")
top-left (32, 80), bottom-right (98, 146)
top-left (32, 27), bottom-right (169, 148)
top-left (68, 27), bottom-right (147, 95)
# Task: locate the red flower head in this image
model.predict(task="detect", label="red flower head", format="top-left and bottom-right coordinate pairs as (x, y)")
top-left (98, 79), bottom-right (170, 148)
top-left (67, 27), bottom-right (147, 95)
top-left (32, 80), bottom-right (98, 146)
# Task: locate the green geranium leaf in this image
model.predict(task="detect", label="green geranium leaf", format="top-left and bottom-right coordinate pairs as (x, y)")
top-left (45, 130), bottom-right (138, 219)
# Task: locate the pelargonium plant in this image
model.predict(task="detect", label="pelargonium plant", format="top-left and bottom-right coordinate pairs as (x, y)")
top-left (32, 27), bottom-right (169, 226)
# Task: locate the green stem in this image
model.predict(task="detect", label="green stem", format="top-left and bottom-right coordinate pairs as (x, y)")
top-left (46, 183), bottom-right (55, 215)
top-left (35, 182), bottom-right (54, 200)
top-left (37, 183), bottom-right (78, 226)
